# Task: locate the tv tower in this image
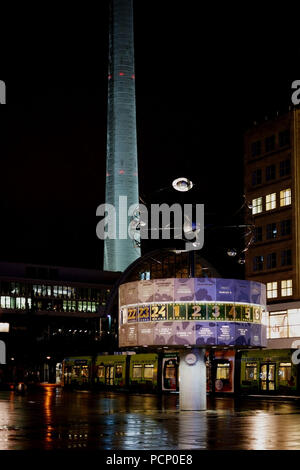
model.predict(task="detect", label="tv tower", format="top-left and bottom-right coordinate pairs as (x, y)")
top-left (104, 0), bottom-right (141, 272)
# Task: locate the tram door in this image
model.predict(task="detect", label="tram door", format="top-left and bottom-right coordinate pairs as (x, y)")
top-left (105, 366), bottom-right (114, 386)
top-left (260, 363), bottom-right (276, 392)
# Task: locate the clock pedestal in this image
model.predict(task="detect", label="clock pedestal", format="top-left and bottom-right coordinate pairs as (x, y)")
top-left (179, 348), bottom-right (207, 411)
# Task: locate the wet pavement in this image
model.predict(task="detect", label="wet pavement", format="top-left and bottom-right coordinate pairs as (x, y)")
top-left (1, 386), bottom-right (300, 450)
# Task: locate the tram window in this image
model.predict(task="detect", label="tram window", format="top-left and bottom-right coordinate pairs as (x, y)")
top-left (97, 366), bottom-right (105, 378)
top-left (279, 363), bottom-right (292, 382)
top-left (115, 365), bottom-right (123, 379)
top-left (216, 363), bottom-right (230, 380)
top-left (144, 364), bottom-right (154, 379)
top-left (73, 366), bottom-right (81, 377)
top-left (165, 364), bottom-right (176, 379)
top-left (132, 364), bottom-right (143, 379)
top-left (245, 363), bottom-right (258, 381)
top-left (81, 366), bottom-right (89, 378)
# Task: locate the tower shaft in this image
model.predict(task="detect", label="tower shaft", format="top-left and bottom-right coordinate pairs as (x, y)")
top-left (104, 0), bottom-right (141, 272)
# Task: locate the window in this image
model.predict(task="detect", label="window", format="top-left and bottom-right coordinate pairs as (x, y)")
top-left (279, 130), bottom-right (290, 147)
top-left (266, 165), bottom-right (276, 181)
top-left (245, 363), bottom-right (258, 381)
top-left (280, 159), bottom-right (291, 177)
top-left (251, 141), bottom-right (261, 157)
top-left (279, 364), bottom-right (292, 383)
top-left (97, 366), bottom-right (105, 378)
top-left (252, 169), bottom-right (262, 186)
top-left (269, 311), bottom-right (288, 338)
top-left (266, 193), bottom-right (276, 211)
top-left (216, 363), bottom-right (230, 380)
top-left (254, 227), bottom-right (263, 242)
top-left (281, 250), bottom-right (292, 267)
top-left (266, 223), bottom-right (277, 240)
top-left (132, 364), bottom-right (143, 379)
top-left (288, 310), bottom-right (300, 338)
top-left (252, 197), bottom-right (263, 215)
top-left (267, 282), bottom-right (278, 299)
top-left (281, 280), bottom-right (293, 297)
top-left (140, 271), bottom-right (151, 281)
top-left (253, 256), bottom-right (264, 272)
top-left (265, 135), bottom-right (275, 152)
top-left (280, 189), bottom-right (292, 207)
top-left (115, 365), bottom-right (123, 379)
top-left (144, 364), bottom-right (154, 379)
top-left (281, 219), bottom-right (292, 236)
top-left (267, 253), bottom-right (277, 269)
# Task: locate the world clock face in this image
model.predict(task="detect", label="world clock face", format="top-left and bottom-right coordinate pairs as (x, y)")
top-left (185, 353), bottom-right (197, 365)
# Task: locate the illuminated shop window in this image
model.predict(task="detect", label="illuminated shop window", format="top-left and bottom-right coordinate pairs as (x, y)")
top-left (281, 280), bottom-right (293, 297)
top-left (252, 197), bottom-right (263, 215)
top-left (132, 364), bottom-right (143, 379)
top-left (269, 311), bottom-right (288, 339)
top-left (216, 364), bottom-right (230, 380)
top-left (245, 363), bottom-right (257, 381)
top-left (266, 193), bottom-right (276, 211)
top-left (287, 310), bottom-right (300, 338)
top-left (144, 364), bottom-right (154, 379)
top-left (278, 364), bottom-right (292, 382)
top-left (267, 282), bottom-right (278, 299)
top-left (280, 189), bottom-right (292, 207)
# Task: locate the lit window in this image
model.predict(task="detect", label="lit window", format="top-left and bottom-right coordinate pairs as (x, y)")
top-left (287, 310), bottom-right (300, 337)
top-left (278, 364), bottom-right (292, 383)
top-left (144, 364), bottom-right (154, 379)
top-left (266, 193), bottom-right (276, 211)
top-left (245, 363), bottom-right (258, 381)
top-left (132, 364), bottom-right (143, 379)
top-left (267, 282), bottom-right (278, 299)
top-left (216, 364), bottom-right (230, 380)
top-left (280, 189), bottom-right (292, 207)
top-left (281, 280), bottom-right (293, 297)
top-left (252, 197), bottom-right (263, 215)
top-left (269, 311), bottom-right (288, 339)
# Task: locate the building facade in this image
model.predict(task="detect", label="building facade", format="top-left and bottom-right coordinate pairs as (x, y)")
top-left (244, 108), bottom-right (300, 349)
top-left (104, 0), bottom-right (141, 272)
top-left (0, 262), bottom-right (120, 384)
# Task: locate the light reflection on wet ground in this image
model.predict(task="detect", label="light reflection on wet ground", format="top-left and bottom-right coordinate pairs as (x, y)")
top-left (1, 387), bottom-right (300, 450)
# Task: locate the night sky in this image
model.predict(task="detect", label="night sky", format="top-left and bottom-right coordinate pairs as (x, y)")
top-left (0, 2), bottom-right (298, 276)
